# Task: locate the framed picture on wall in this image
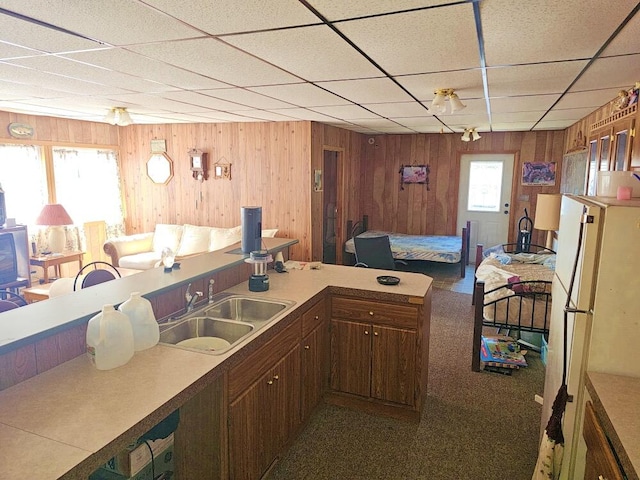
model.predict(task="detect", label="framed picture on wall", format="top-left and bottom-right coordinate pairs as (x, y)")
top-left (521, 161), bottom-right (556, 186)
top-left (399, 165), bottom-right (430, 190)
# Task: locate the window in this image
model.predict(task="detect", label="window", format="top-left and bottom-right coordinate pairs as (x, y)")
top-left (467, 160), bottom-right (503, 212)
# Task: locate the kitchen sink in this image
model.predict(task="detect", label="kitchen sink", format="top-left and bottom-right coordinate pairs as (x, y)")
top-left (159, 295), bottom-right (295, 354)
top-left (160, 317), bottom-right (254, 354)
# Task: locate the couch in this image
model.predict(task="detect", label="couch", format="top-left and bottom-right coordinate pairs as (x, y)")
top-left (103, 224), bottom-right (278, 270)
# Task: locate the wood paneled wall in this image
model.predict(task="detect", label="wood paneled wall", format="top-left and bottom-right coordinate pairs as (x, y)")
top-left (118, 121), bottom-right (312, 260)
top-left (359, 130), bottom-right (566, 246)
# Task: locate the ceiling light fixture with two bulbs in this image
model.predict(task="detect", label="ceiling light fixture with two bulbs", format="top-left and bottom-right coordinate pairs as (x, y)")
top-left (461, 128), bottom-right (481, 142)
top-left (430, 88), bottom-right (466, 114)
top-left (104, 107), bottom-right (133, 126)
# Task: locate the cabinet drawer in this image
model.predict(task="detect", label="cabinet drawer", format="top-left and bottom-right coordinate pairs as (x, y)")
top-left (331, 296), bottom-right (417, 329)
top-left (228, 316), bottom-right (301, 400)
top-left (302, 298), bottom-right (326, 338)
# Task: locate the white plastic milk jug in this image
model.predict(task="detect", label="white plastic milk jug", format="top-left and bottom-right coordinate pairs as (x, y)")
top-left (118, 292), bottom-right (159, 351)
top-left (86, 305), bottom-right (135, 370)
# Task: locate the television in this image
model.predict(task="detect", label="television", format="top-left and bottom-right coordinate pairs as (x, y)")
top-left (0, 232), bottom-right (18, 284)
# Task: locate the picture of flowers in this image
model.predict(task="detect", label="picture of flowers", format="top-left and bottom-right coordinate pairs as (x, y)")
top-left (521, 161), bottom-right (556, 186)
top-left (399, 165), bottom-right (430, 190)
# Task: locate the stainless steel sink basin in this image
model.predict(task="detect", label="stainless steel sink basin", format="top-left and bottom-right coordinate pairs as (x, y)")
top-left (159, 295), bottom-right (295, 354)
top-left (203, 296), bottom-right (292, 324)
top-left (160, 317), bottom-right (254, 355)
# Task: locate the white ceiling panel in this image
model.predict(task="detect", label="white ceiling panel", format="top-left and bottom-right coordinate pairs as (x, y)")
top-left (0, 2), bottom-right (637, 133)
top-left (223, 25), bottom-right (382, 82)
top-left (482, 0), bottom-right (639, 65)
top-left (337, 4), bottom-right (479, 75)
top-left (316, 78), bottom-right (414, 104)
top-left (129, 38), bottom-right (299, 87)
top-left (142, 0), bottom-right (320, 35)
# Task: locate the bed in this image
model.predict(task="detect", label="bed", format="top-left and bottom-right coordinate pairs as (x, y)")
top-left (344, 215), bottom-right (471, 278)
top-left (471, 242), bottom-right (555, 372)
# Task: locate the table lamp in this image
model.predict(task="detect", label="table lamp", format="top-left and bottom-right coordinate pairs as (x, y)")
top-left (35, 204), bottom-right (74, 253)
top-left (534, 194), bottom-right (562, 250)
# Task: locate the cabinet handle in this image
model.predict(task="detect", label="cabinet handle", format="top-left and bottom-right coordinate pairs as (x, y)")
top-left (368, 311), bottom-right (374, 316)
top-left (374, 331), bottom-right (379, 336)
top-left (364, 330), bottom-right (369, 335)
top-left (314, 315), bottom-right (319, 320)
top-left (267, 380), bottom-right (273, 385)
top-left (598, 476), bottom-right (607, 480)
top-left (273, 375), bottom-right (279, 381)
top-left (304, 345), bottom-right (310, 350)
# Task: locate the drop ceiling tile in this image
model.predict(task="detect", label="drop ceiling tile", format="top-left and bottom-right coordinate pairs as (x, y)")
top-left (532, 120), bottom-right (574, 130)
top-left (0, 41), bottom-right (44, 60)
top-left (65, 49), bottom-right (230, 90)
top-left (490, 95), bottom-right (560, 113)
top-left (307, 0), bottom-right (452, 21)
top-left (6, 56), bottom-right (177, 94)
top-left (0, 14), bottom-right (98, 53)
top-left (481, 0), bottom-right (640, 65)
top-left (395, 70), bottom-right (485, 102)
top-left (0, 0), bottom-right (202, 46)
top-left (392, 116), bottom-right (442, 128)
top-left (362, 102), bottom-right (430, 117)
top-left (196, 88), bottom-right (295, 110)
top-left (544, 107), bottom-right (601, 122)
top-left (268, 108), bottom-right (343, 122)
top-left (0, 101), bottom-right (97, 120)
top-left (160, 91), bottom-right (254, 111)
top-left (223, 25), bottom-right (382, 82)
top-left (571, 55), bottom-right (640, 91)
top-left (555, 88), bottom-right (621, 109)
top-left (186, 111), bottom-right (262, 123)
top-left (103, 93), bottom-right (213, 113)
top-left (129, 38), bottom-right (299, 87)
top-left (349, 118), bottom-right (407, 129)
top-left (248, 83), bottom-right (349, 107)
top-left (236, 110), bottom-right (299, 122)
top-left (602, 13), bottom-right (640, 56)
top-left (0, 80), bottom-right (73, 100)
top-left (490, 122), bottom-right (537, 131)
top-left (309, 104), bottom-right (382, 119)
top-left (336, 4), bottom-right (479, 75)
top-left (316, 78), bottom-right (414, 104)
top-left (492, 111), bottom-right (547, 123)
top-left (369, 126), bottom-right (419, 134)
top-left (143, 0), bottom-right (319, 35)
top-left (487, 61), bottom-right (589, 97)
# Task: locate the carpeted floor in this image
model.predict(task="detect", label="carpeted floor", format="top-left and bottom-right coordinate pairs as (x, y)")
top-left (268, 288), bottom-right (545, 480)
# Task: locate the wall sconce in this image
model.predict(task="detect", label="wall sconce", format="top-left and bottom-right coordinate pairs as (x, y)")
top-left (189, 148), bottom-right (207, 182)
top-left (461, 128), bottom-right (481, 142)
top-left (431, 88), bottom-right (466, 114)
top-left (104, 107), bottom-right (132, 126)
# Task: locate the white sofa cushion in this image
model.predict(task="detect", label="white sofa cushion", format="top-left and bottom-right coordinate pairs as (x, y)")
top-left (262, 228), bottom-right (278, 238)
top-left (152, 224), bottom-right (183, 254)
top-left (209, 225), bottom-right (242, 251)
top-left (119, 251), bottom-right (162, 270)
top-left (176, 224), bottom-right (213, 257)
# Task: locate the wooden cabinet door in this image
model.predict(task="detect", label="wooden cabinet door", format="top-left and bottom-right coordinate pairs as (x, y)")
top-left (371, 325), bottom-right (417, 405)
top-left (583, 401), bottom-right (624, 480)
top-left (269, 345), bottom-right (301, 460)
top-left (301, 320), bottom-right (329, 422)
top-left (330, 319), bottom-right (371, 397)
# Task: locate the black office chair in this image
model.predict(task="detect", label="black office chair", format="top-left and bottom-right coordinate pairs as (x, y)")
top-left (73, 261), bottom-right (121, 291)
top-left (0, 289), bottom-right (28, 311)
top-left (353, 235), bottom-right (407, 270)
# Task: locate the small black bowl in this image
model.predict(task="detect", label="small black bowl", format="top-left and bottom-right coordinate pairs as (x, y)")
top-left (377, 275), bottom-right (400, 286)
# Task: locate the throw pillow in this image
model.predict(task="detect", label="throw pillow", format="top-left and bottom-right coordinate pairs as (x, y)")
top-left (262, 228), bottom-right (278, 238)
top-left (152, 224), bottom-right (183, 253)
top-left (177, 224), bottom-right (213, 257)
top-left (209, 225), bottom-right (242, 251)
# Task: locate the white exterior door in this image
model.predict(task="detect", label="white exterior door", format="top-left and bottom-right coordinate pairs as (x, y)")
top-left (457, 153), bottom-right (514, 263)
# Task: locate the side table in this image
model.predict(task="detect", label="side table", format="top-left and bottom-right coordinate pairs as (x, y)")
top-left (30, 251), bottom-right (84, 283)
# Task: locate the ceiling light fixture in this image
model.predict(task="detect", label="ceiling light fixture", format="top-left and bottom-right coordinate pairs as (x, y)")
top-left (430, 88), bottom-right (466, 114)
top-left (105, 107), bottom-right (132, 126)
top-left (461, 128), bottom-right (481, 142)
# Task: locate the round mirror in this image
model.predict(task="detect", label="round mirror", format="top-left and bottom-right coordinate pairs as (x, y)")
top-left (147, 153), bottom-right (173, 184)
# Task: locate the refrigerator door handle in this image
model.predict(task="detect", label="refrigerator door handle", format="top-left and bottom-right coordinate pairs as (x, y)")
top-left (564, 306), bottom-right (592, 315)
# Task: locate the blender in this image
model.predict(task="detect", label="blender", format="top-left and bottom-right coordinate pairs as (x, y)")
top-left (245, 250), bottom-right (272, 292)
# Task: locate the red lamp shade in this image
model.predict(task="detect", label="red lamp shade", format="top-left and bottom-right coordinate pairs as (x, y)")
top-left (35, 204), bottom-right (74, 226)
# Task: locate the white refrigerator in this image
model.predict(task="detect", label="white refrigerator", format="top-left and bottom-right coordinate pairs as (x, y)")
top-left (540, 194), bottom-right (640, 479)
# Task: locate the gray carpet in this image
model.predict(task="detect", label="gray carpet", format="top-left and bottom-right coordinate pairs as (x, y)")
top-left (268, 288), bottom-right (545, 480)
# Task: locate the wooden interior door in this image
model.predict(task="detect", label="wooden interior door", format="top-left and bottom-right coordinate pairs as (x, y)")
top-left (322, 149), bottom-right (340, 264)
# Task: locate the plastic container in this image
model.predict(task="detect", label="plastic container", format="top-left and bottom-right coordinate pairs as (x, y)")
top-left (118, 292), bottom-right (159, 351)
top-left (596, 171), bottom-right (640, 197)
top-left (86, 305), bottom-right (135, 370)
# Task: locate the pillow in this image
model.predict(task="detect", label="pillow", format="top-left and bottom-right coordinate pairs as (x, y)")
top-left (209, 225), bottom-right (242, 251)
top-left (152, 224), bottom-right (183, 253)
top-left (482, 243), bottom-right (505, 259)
top-left (176, 224), bottom-right (213, 257)
top-left (262, 228), bottom-right (278, 238)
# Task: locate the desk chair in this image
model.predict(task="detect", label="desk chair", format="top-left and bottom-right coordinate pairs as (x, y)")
top-left (353, 235), bottom-right (407, 270)
top-left (73, 261), bottom-right (121, 291)
top-left (0, 289), bottom-right (28, 312)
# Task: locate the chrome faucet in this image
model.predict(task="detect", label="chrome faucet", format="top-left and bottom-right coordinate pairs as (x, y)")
top-left (185, 283), bottom-right (203, 312)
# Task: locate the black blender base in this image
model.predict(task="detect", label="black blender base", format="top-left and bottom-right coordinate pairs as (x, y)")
top-left (249, 274), bottom-right (269, 292)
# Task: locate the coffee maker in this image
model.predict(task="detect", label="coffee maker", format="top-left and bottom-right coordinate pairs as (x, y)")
top-left (245, 250), bottom-right (272, 292)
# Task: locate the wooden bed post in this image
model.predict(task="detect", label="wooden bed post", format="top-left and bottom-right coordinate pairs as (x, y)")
top-left (471, 280), bottom-right (485, 372)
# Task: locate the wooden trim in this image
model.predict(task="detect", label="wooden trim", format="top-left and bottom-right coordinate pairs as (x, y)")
top-left (591, 103), bottom-right (637, 131)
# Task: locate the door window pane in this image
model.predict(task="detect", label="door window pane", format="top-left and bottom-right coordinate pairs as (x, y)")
top-left (614, 131), bottom-right (627, 171)
top-left (599, 136), bottom-right (610, 170)
top-left (467, 161), bottom-right (503, 212)
top-left (587, 140), bottom-right (598, 195)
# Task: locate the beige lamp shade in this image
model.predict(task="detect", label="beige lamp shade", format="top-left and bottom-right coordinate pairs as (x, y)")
top-left (534, 194), bottom-right (562, 249)
top-left (35, 204), bottom-right (74, 254)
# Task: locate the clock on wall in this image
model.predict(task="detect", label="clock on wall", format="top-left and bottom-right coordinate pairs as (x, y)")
top-left (189, 148), bottom-right (206, 182)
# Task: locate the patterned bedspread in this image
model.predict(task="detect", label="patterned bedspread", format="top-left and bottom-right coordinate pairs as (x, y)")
top-left (344, 230), bottom-right (463, 263)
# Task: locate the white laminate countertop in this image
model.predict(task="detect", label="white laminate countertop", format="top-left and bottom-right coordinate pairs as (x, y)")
top-left (586, 371), bottom-right (640, 480)
top-left (0, 264), bottom-right (432, 480)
